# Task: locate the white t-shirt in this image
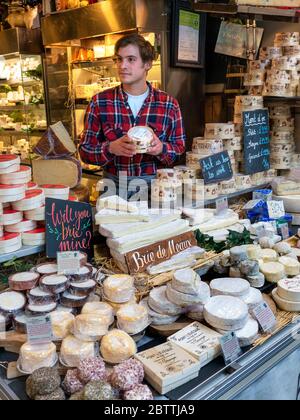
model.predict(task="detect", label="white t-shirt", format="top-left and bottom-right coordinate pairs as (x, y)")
top-left (126, 88), bottom-right (149, 118)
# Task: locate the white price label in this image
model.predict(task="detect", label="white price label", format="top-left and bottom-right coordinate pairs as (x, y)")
top-left (280, 224), bottom-right (289, 240)
top-left (27, 315), bottom-right (53, 345)
top-left (57, 251), bottom-right (81, 275)
top-left (243, 200), bottom-right (262, 211)
top-left (219, 332), bottom-right (242, 365)
top-left (253, 302), bottom-right (277, 334)
top-left (216, 197), bottom-right (229, 215)
top-left (267, 201), bottom-right (285, 219)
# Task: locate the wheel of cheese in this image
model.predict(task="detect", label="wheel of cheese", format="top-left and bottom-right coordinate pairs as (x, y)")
top-left (70, 265), bottom-right (93, 283)
top-left (117, 303), bottom-right (150, 335)
top-left (0, 209), bottom-right (23, 226)
top-left (13, 313), bottom-right (31, 334)
top-left (140, 298), bottom-right (180, 326)
top-left (277, 277), bottom-right (300, 302)
top-left (0, 232), bottom-right (22, 251)
top-left (217, 318), bottom-right (259, 347)
top-left (26, 302), bottom-right (57, 316)
top-left (103, 275), bottom-right (135, 304)
top-left (230, 246), bottom-right (248, 264)
top-left (9, 272), bottom-right (40, 291)
top-left (81, 302), bottom-right (114, 323)
top-left (260, 262), bottom-right (285, 283)
top-left (242, 288), bottom-right (263, 311)
top-left (36, 262), bottom-right (57, 276)
top-left (172, 269), bottom-right (201, 295)
top-left (0, 166), bottom-right (31, 185)
top-left (0, 155), bottom-right (20, 171)
top-left (272, 288), bottom-right (300, 312)
top-left (12, 189), bottom-right (45, 211)
top-left (204, 296), bottom-right (249, 331)
top-left (0, 184), bottom-right (26, 197)
top-left (5, 219), bottom-right (37, 233)
top-left (61, 291), bottom-right (88, 308)
top-left (166, 281), bottom-right (211, 307)
top-left (100, 329), bottom-right (137, 364)
top-left (278, 256), bottom-right (300, 277)
top-left (261, 249), bottom-right (278, 263)
top-left (0, 191), bottom-right (26, 204)
top-left (72, 313), bottom-right (110, 342)
top-left (210, 278), bottom-right (250, 298)
top-left (60, 335), bottom-right (96, 368)
top-left (50, 311), bottom-right (75, 341)
top-left (247, 273), bottom-right (266, 288)
top-left (19, 342), bottom-right (57, 374)
top-left (24, 205), bottom-right (45, 221)
top-left (148, 286), bottom-right (183, 316)
top-left (41, 184), bottom-right (70, 200)
top-left (0, 291), bottom-right (26, 315)
top-left (27, 287), bottom-right (58, 305)
top-left (69, 279), bottom-right (96, 297)
top-left (22, 228), bottom-right (46, 245)
top-left (26, 182), bottom-right (38, 191)
top-left (40, 274), bottom-right (69, 294)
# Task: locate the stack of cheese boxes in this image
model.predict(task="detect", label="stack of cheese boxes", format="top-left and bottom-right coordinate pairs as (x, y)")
top-left (0, 154), bottom-right (46, 255)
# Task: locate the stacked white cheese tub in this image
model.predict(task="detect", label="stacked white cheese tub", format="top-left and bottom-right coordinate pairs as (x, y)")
top-left (272, 277), bottom-right (300, 312)
top-left (0, 154), bottom-right (46, 254)
top-left (41, 184), bottom-right (70, 201)
top-left (269, 104), bottom-right (296, 170)
top-left (152, 169), bottom-right (182, 206)
top-left (262, 32), bottom-right (300, 97)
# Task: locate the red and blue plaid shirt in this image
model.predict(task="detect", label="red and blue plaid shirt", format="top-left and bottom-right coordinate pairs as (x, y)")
top-left (79, 82), bottom-right (186, 177)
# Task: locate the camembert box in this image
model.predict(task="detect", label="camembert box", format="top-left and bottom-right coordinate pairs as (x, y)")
top-left (135, 341), bottom-right (201, 394)
top-left (168, 322), bottom-right (222, 367)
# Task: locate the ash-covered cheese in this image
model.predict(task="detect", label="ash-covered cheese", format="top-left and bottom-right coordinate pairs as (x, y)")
top-left (103, 275), bottom-right (134, 303)
top-left (9, 272), bottom-right (40, 291)
top-left (40, 274), bottom-right (69, 294)
top-left (230, 246), bottom-right (248, 264)
top-left (204, 296), bottom-right (249, 331)
top-left (19, 342), bottom-right (57, 374)
top-left (210, 278), bottom-right (250, 298)
top-left (117, 304), bottom-right (149, 335)
top-left (239, 260), bottom-right (260, 276)
top-left (60, 335), bottom-right (96, 367)
top-left (100, 329), bottom-right (137, 364)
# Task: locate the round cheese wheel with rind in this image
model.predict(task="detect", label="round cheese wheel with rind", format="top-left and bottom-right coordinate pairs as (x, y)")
top-left (166, 281), bottom-right (211, 307)
top-left (9, 272), bottom-right (40, 291)
top-left (40, 274), bottom-right (69, 294)
top-left (172, 269), bottom-right (201, 295)
top-left (0, 184), bottom-right (26, 196)
top-left (19, 341), bottom-right (57, 374)
top-left (0, 163), bottom-right (20, 175)
top-left (36, 263), bottom-right (57, 275)
top-left (260, 262), bottom-right (285, 283)
top-left (242, 288), bottom-right (263, 310)
top-left (12, 189), bottom-right (45, 211)
top-left (103, 275), bottom-right (135, 304)
top-left (247, 273), bottom-right (265, 288)
top-left (117, 303), bottom-right (149, 335)
top-left (217, 318), bottom-right (259, 347)
top-left (0, 155), bottom-right (20, 169)
top-left (210, 278), bottom-right (250, 298)
top-left (0, 166), bottom-right (31, 185)
top-left (140, 298), bottom-right (180, 326)
top-left (261, 249), bottom-right (278, 263)
top-left (0, 209), bottom-right (23, 226)
top-left (272, 288), bottom-right (300, 312)
top-left (277, 277), bottom-right (300, 302)
top-left (5, 219), bottom-right (37, 233)
top-left (60, 335), bottom-right (96, 368)
top-left (204, 296), bottom-right (249, 331)
top-left (0, 232), bottom-right (22, 248)
top-left (0, 291), bottom-right (26, 314)
top-left (24, 206), bottom-right (45, 221)
top-left (148, 286), bottom-right (183, 316)
top-left (100, 329), bottom-right (137, 364)
top-left (0, 192), bottom-right (25, 204)
top-left (26, 302), bottom-right (57, 315)
top-left (278, 256), bottom-right (300, 277)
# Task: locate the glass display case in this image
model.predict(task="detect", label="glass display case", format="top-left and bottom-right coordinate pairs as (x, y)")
top-left (0, 52), bottom-right (47, 163)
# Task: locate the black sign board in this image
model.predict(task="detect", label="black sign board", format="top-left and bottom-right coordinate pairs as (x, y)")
top-left (46, 198), bottom-right (93, 259)
top-left (199, 151), bottom-right (233, 185)
top-left (243, 109), bottom-right (270, 175)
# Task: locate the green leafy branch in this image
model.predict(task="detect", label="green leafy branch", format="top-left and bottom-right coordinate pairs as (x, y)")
top-left (195, 228), bottom-right (253, 254)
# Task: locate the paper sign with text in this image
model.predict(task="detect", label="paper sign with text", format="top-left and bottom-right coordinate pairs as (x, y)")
top-left (27, 315), bottom-right (53, 345)
top-left (253, 302), bottom-right (277, 334)
top-left (57, 251), bottom-right (81, 275)
top-left (216, 197), bottom-right (229, 215)
top-left (267, 201), bottom-right (285, 220)
top-left (219, 332), bottom-right (242, 365)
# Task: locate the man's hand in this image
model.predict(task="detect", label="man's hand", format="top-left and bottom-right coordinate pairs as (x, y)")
top-left (147, 134), bottom-right (164, 156)
top-left (109, 135), bottom-right (137, 157)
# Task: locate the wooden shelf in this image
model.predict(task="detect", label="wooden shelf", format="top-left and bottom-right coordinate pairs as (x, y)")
top-left (203, 183), bottom-right (270, 206)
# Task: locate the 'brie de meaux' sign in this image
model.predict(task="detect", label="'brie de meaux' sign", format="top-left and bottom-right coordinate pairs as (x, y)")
top-left (125, 232), bottom-right (197, 274)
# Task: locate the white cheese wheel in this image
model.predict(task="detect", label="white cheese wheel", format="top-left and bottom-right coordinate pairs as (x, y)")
top-left (0, 291), bottom-right (26, 314)
top-left (128, 126), bottom-right (153, 153)
top-left (61, 291), bottom-right (88, 308)
top-left (27, 287), bottom-right (57, 305)
top-left (0, 166), bottom-right (31, 185)
top-left (26, 182), bottom-right (38, 191)
top-left (272, 288), bottom-right (300, 312)
top-left (204, 296), bottom-right (249, 331)
top-left (260, 262), bottom-right (285, 283)
top-left (0, 184), bottom-right (26, 197)
top-left (0, 155), bottom-right (20, 170)
top-left (40, 184), bottom-right (70, 200)
top-left (60, 335), bottom-right (96, 367)
top-left (36, 263), bottom-right (57, 275)
top-left (205, 123), bottom-right (235, 139)
top-left (273, 194), bottom-right (300, 213)
top-left (0, 209), bottom-right (23, 226)
top-left (261, 249), bottom-right (278, 263)
top-left (100, 329), bottom-right (137, 364)
top-left (9, 272), bottom-right (40, 291)
top-left (103, 295), bottom-right (137, 313)
top-left (40, 274), bottom-right (69, 294)
top-left (13, 313), bottom-right (31, 334)
top-left (230, 246), bottom-right (248, 264)
top-left (12, 189), bottom-right (45, 211)
top-left (166, 281), bottom-right (211, 307)
top-left (148, 286), bottom-right (183, 316)
top-left (117, 303), bottom-right (149, 335)
top-left (19, 342), bottom-right (57, 374)
top-left (273, 242), bottom-right (292, 256)
top-left (72, 313), bottom-right (110, 341)
top-left (81, 302), bottom-right (114, 323)
top-left (26, 302), bottom-right (57, 315)
top-left (140, 298), bottom-right (180, 326)
top-left (5, 219), bottom-right (37, 233)
top-left (70, 265), bottom-right (93, 283)
top-left (24, 206), bottom-right (45, 221)
top-left (210, 278), bottom-right (250, 298)
top-left (0, 192), bottom-right (25, 204)
top-left (277, 277), bottom-right (300, 302)
top-left (247, 273), bottom-right (266, 288)
top-left (50, 311), bottom-right (74, 341)
top-left (278, 256), bottom-right (300, 276)
top-left (22, 228), bottom-right (46, 246)
top-left (69, 279), bottom-right (96, 297)
top-left (172, 269), bottom-right (201, 295)
top-left (218, 318), bottom-right (259, 347)
top-left (103, 275), bottom-right (134, 303)
top-left (242, 288), bottom-right (263, 311)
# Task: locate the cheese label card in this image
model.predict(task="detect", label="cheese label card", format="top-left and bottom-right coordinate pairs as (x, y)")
top-left (27, 315), bottom-right (53, 345)
top-left (252, 302), bottom-right (277, 334)
top-left (168, 322), bottom-right (222, 365)
top-left (280, 223), bottom-right (290, 240)
top-left (46, 198), bottom-right (93, 260)
top-left (243, 109), bottom-right (270, 175)
top-left (216, 197), bottom-right (229, 215)
top-left (253, 189), bottom-right (272, 202)
top-left (219, 332), bottom-right (242, 365)
top-left (57, 251), bottom-right (81, 275)
top-left (267, 201), bottom-right (285, 220)
top-left (199, 151), bottom-right (233, 185)
top-left (243, 199), bottom-right (264, 211)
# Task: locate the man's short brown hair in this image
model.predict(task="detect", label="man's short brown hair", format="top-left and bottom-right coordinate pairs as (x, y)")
top-left (115, 34), bottom-right (156, 63)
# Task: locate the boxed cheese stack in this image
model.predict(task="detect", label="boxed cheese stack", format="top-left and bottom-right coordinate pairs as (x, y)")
top-left (151, 169), bottom-right (182, 206)
top-left (269, 105), bottom-right (296, 170)
top-left (32, 122), bottom-right (82, 191)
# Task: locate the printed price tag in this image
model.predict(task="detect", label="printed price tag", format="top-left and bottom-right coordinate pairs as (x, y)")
top-left (252, 302), bottom-right (277, 334)
top-left (219, 332), bottom-right (242, 365)
top-left (280, 223), bottom-right (290, 240)
top-left (216, 197), bottom-right (229, 215)
top-left (57, 251), bottom-right (81, 275)
top-left (243, 200), bottom-right (263, 211)
top-left (27, 315), bottom-right (53, 345)
top-left (267, 201), bottom-right (285, 219)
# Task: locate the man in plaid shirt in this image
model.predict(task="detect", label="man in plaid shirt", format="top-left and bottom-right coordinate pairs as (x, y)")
top-left (79, 34), bottom-right (186, 198)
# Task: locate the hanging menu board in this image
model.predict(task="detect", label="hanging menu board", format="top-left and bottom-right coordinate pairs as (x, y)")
top-left (46, 198), bottom-right (93, 259)
top-left (243, 109), bottom-right (270, 175)
top-left (199, 151), bottom-right (233, 185)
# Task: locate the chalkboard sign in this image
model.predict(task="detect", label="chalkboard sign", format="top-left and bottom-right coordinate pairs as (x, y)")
top-left (215, 21), bottom-right (264, 59)
top-left (46, 198), bottom-right (93, 259)
top-left (199, 151), bottom-right (233, 185)
top-left (243, 109), bottom-right (270, 175)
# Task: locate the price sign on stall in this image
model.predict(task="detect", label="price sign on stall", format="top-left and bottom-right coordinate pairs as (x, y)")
top-left (253, 302), bottom-right (277, 334)
top-left (219, 332), bottom-right (242, 365)
top-left (27, 315), bottom-right (53, 345)
top-left (199, 151), bottom-right (233, 185)
top-left (216, 197), bottom-right (229, 215)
